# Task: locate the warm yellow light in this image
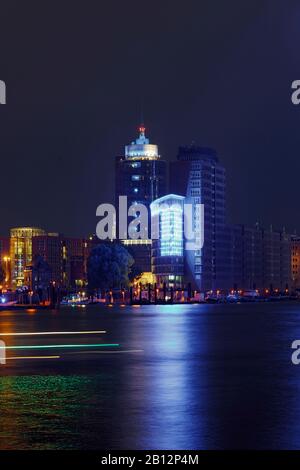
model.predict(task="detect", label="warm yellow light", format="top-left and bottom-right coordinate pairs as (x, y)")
top-left (0, 330), bottom-right (106, 337)
top-left (6, 356), bottom-right (60, 360)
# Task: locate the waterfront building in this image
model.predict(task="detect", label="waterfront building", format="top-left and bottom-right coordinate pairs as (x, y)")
top-left (64, 238), bottom-right (89, 288)
top-left (24, 255), bottom-right (52, 294)
top-left (278, 230), bottom-right (291, 291)
top-left (170, 145), bottom-right (229, 291)
top-left (228, 224), bottom-right (243, 290)
top-left (33, 234), bottom-right (91, 289)
top-left (115, 125), bottom-right (167, 273)
top-left (291, 236), bottom-right (300, 290)
top-left (229, 224), bottom-right (292, 292)
top-left (10, 227), bottom-right (45, 287)
top-left (240, 224), bottom-right (264, 290)
top-left (32, 233), bottom-right (63, 286)
top-left (151, 194), bottom-right (185, 287)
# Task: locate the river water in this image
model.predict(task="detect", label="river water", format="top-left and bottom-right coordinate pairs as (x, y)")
top-left (0, 302), bottom-right (299, 449)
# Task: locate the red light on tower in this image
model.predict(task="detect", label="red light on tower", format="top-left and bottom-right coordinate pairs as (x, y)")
top-left (139, 125), bottom-right (146, 134)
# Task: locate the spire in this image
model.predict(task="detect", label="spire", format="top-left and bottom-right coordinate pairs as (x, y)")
top-left (135, 122), bottom-right (148, 145)
top-left (138, 124), bottom-right (146, 140)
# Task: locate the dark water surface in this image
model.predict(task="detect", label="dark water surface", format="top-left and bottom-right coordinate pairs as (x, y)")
top-left (0, 302), bottom-right (300, 449)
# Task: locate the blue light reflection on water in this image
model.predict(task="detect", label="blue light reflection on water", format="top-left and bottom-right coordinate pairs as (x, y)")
top-left (0, 302), bottom-right (300, 449)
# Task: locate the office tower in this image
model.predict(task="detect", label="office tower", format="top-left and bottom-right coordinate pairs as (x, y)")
top-left (115, 125), bottom-right (167, 273)
top-left (10, 227), bottom-right (45, 287)
top-left (170, 146), bottom-right (229, 291)
top-left (151, 194), bottom-right (185, 287)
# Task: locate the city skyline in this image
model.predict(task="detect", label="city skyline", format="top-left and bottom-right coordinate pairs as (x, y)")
top-left (0, 122), bottom-right (298, 239)
top-left (1, 1), bottom-right (300, 457)
top-left (1, 2), bottom-right (300, 238)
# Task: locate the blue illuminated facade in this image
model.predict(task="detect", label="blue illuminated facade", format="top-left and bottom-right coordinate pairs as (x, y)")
top-left (151, 194), bottom-right (185, 286)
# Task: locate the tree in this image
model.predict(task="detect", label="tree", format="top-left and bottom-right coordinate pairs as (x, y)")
top-left (87, 243), bottom-right (134, 290)
top-left (128, 264), bottom-right (143, 284)
top-left (32, 255), bottom-right (51, 286)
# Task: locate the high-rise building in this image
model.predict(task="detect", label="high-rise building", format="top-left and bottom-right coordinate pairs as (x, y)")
top-left (151, 194), bottom-right (185, 287)
top-left (170, 146), bottom-right (229, 291)
top-left (115, 125), bottom-right (167, 273)
top-left (10, 227), bottom-right (45, 287)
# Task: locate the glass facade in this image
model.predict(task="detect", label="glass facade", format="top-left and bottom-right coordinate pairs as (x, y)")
top-left (151, 195), bottom-right (185, 287)
top-left (10, 227), bottom-right (45, 287)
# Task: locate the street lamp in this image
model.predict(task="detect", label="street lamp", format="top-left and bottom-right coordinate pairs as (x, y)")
top-left (2, 256), bottom-right (10, 288)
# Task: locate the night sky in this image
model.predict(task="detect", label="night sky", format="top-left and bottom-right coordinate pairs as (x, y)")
top-left (0, 0), bottom-right (299, 237)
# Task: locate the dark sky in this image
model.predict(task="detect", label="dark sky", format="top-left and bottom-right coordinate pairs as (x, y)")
top-left (0, 0), bottom-right (299, 237)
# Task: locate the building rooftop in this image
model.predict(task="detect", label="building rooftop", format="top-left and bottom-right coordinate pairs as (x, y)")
top-left (125, 125), bottom-right (159, 160)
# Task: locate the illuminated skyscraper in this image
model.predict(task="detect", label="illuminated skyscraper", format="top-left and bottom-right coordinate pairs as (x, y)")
top-left (115, 125), bottom-right (166, 210)
top-left (151, 194), bottom-right (185, 287)
top-left (115, 125), bottom-right (167, 272)
top-left (170, 146), bottom-right (229, 291)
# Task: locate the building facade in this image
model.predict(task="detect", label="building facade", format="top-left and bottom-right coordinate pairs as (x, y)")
top-left (170, 146), bottom-right (229, 291)
top-left (32, 233), bottom-right (63, 286)
top-left (229, 224), bottom-right (292, 292)
top-left (115, 125), bottom-right (167, 273)
top-left (292, 236), bottom-right (300, 290)
top-left (10, 227), bottom-right (45, 288)
top-left (151, 194), bottom-right (185, 287)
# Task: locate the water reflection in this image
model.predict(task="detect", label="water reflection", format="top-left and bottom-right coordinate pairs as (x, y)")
top-left (0, 303), bottom-right (300, 449)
